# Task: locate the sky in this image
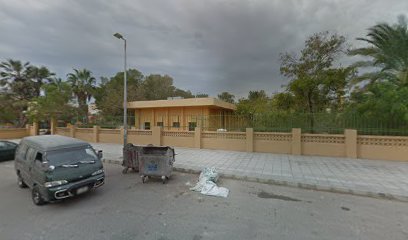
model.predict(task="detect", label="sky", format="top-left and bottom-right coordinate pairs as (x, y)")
top-left (1, 0), bottom-right (407, 98)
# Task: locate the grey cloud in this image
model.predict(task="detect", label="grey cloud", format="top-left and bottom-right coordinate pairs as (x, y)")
top-left (0, 0), bottom-right (407, 98)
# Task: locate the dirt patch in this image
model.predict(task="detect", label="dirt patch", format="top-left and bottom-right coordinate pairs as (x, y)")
top-left (257, 191), bottom-right (301, 202)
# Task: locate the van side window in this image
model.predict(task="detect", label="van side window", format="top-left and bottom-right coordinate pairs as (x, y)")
top-left (35, 152), bottom-right (43, 162)
top-left (17, 144), bottom-right (29, 160)
top-left (34, 152), bottom-right (43, 168)
top-left (26, 148), bottom-right (37, 162)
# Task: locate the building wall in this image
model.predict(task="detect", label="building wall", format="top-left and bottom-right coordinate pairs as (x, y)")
top-left (134, 106), bottom-right (229, 131)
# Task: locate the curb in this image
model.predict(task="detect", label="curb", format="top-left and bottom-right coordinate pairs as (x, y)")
top-left (103, 159), bottom-right (408, 202)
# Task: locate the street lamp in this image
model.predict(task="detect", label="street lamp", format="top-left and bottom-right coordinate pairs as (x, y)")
top-left (113, 32), bottom-right (128, 146)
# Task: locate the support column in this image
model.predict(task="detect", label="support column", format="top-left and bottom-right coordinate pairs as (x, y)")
top-left (246, 128), bottom-right (254, 152)
top-left (93, 125), bottom-right (100, 143)
top-left (31, 122), bottom-right (39, 136)
top-left (194, 127), bottom-right (201, 149)
top-left (69, 124), bottom-right (76, 138)
top-left (152, 126), bottom-right (162, 146)
top-left (50, 117), bottom-right (57, 135)
top-left (345, 129), bottom-right (357, 158)
top-left (291, 128), bottom-right (301, 155)
top-left (120, 127), bottom-right (125, 145)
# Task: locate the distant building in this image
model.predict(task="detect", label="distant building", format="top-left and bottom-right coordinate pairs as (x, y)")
top-left (127, 98), bottom-right (236, 131)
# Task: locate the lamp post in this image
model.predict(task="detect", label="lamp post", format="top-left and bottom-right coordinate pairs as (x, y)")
top-left (113, 32), bottom-right (128, 146)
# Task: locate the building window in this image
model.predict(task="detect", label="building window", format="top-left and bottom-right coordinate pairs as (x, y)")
top-left (188, 122), bottom-right (197, 131)
top-left (144, 122), bottom-right (151, 130)
top-left (157, 122), bottom-right (163, 128)
top-left (172, 122), bottom-right (180, 128)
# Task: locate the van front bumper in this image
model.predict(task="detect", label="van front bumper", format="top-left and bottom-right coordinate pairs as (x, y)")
top-left (43, 174), bottom-right (105, 201)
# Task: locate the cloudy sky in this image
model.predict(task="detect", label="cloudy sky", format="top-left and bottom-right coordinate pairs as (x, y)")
top-left (1, 0), bottom-right (407, 98)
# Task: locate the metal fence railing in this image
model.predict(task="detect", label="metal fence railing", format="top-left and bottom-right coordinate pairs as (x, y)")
top-left (59, 112), bottom-right (408, 136)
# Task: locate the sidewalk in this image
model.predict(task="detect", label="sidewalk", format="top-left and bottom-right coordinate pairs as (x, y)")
top-left (94, 142), bottom-right (408, 201)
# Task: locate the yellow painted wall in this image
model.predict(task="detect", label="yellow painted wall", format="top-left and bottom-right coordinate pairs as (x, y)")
top-left (52, 127), bottom-right (408, 161)
top-left (134, 106), bottom-right (228, 131)
top-left (0, 128), bottom-right (29, 139)
top-left (75, 128), bottom-right (94, 142)
top-left (99, 129), bottom-right (121, 143)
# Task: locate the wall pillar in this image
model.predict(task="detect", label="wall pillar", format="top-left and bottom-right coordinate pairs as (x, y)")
top-left (120, 127), bottom-right (125, 145)
top-left (194, 127), bottom-right (201, 149)
top-left (291, 128), bottom-right (301, 155)
top-left (30, 122), bottom-right (39, 136)
top-left (26, 124), bottom-right (31, 136)
top-left (246, 128), bottom-right (254, 152)
top-left (50, 117), bottom-right (57, 135)
top-left (345, 129), bottom-right (357, 158)
top-left (152, 126), bottom-right (162, 146)
top-left (69, 124), bottom-right (76, 138)
top-left (93, 125), bottom-right (99, 143)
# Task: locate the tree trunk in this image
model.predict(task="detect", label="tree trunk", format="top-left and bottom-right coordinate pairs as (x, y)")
top-left (78, 95), bottom-right (88, 121)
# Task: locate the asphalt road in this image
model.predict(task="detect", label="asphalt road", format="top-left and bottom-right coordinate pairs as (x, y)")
top-left (0, 160), bottom-right (407, 240)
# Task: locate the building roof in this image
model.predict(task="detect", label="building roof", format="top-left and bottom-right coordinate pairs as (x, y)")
top-left (21, 135), bottom-right (90, 152)
top-left (127, 98), bottom-right (236, 110)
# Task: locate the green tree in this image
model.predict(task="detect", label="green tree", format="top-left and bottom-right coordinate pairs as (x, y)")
top-left (26, 65), bottom-right (55, 97)
top-left (236, 90), bottom-right (270, 117)
top-left (0, 59), bottom-right (55, 126)
top-left (349, 15), bottom-right (408, 86)
top-left (26, 81), bottom-right (73, 121)
top-left (142, 74), bottom-right (176, 100)
top-left (217, 92), bottom-right (235, 104)
top-left (173, 88), bottom-right (194, 99)
top-left (346, 82), bottom-right (408, 125)
top-left (271, 92), bottom-right (296, 111)
top-left (279, 32), bottom-right (352, 131)
top-left (94, 69), bottom-right (145, 116)
top-left (0, 59), bottom-right (36, 100)
top-left (67, 68), bottom-right (96, 117)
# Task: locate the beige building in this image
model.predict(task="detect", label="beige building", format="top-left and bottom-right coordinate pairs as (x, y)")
top-left (127, 98), bottom-right (236, 131)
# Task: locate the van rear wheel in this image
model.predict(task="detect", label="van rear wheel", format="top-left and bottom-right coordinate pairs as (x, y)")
top-left (32, 187), bottom-right (46, 206)
top-left (17, 174), bottom-right (28, 188)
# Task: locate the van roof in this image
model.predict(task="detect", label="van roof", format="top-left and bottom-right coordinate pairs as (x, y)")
top-left (21, 135), bottom-right (90, 152)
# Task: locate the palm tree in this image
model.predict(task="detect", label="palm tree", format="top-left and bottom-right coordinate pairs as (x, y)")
top-left (0, 59), bottom-right (30, 83)
top-left (349, 15), bottom-right (408, 86)
top-left (26, 66), bottom-right (55, 97)
top-left (0, 59), bottom-right (34, 99)
top-left (0, 59), bottom-right (33, 126)
top-left (67, 68), bottom-right (96, 117)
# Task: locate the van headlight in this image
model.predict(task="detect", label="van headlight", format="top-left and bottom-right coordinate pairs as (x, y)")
top-left (44, 180), bottom-right (68, 188)
top-left (92, 169), bottom-right (104, 176)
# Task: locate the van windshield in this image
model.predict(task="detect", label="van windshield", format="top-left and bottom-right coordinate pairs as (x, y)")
top-left (46, 147), bottom-right (98, 166)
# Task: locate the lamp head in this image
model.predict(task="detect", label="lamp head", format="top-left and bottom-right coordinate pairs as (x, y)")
top-left (113, 33), bottom-right (123, 39)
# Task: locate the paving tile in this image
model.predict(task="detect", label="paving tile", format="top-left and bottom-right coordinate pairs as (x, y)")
top-left (97, 143), bottom-right (408, 200)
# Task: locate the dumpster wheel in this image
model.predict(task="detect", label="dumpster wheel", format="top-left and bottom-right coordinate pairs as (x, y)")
top-left (161, 176), bottom-right (167, 184)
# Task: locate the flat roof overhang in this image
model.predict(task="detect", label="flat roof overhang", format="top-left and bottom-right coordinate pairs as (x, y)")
top-left (127, 98), bottom-right (236, 111)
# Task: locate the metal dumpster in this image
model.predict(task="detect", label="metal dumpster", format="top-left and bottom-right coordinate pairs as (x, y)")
top-left (122, 143), bottom-right (142, 174)
top-left (138, 146), bottom-right (175, 184)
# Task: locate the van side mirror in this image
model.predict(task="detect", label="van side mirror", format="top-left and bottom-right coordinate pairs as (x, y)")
top-left (97, 150), bottom-right (103, 159)
top-left (40, 161), bottom-right (49, 170)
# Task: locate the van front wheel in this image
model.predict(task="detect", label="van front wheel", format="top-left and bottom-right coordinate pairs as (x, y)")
top-left (32, 187), bottom-right (46, 206)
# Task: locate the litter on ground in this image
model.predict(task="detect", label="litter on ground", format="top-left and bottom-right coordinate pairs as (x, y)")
top-left (190, 167), bottom-right (229, 198)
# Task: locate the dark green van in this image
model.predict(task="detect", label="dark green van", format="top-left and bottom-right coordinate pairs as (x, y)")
top-left (14, 135), bottom-right (105, 205)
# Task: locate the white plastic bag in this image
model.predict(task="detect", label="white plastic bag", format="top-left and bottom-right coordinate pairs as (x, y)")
top-left (190, 167), bottom-right (229, 198)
